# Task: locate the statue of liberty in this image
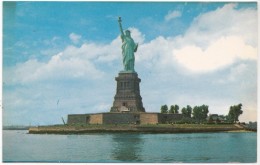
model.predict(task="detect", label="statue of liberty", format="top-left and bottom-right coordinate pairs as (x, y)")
top-left (118, 17), bottom-right (138, 72)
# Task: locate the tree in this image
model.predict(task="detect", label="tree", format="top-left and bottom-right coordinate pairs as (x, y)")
top-left (225, 115), bottom-right (232, 123)
top-left (169, 105), bottom-right (175, 114)
top-left (174, 105), bottom-right (179, 114)
top-left (181, 107), bottom-right (187, 116)
top-left (169, 104), bottom-right (179, 114)
top-left (201, 104), bottom-right (209, 120)
top-left (186, 105), bottom-right (192, 118)
top-left (160, 105), bottom-right (168, 113)
top-left (192, 105), bottom-right (209, 123)
top-left (228, 103), bottom-right (243, 123)
top-left (192, 106), bottom-right (201, 122)
top-left (182, 105), bottom-right (192, 118)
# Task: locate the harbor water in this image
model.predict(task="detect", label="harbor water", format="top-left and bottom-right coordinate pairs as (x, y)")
top-left (2, 130), bottom-right (257, 163)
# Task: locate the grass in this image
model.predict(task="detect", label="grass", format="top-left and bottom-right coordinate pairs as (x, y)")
top-left (37, 123), bottom-right (237, 129)
top-left (29, 123), bottom-right (245, 134)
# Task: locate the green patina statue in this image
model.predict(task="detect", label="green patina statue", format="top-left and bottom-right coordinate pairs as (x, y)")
top-left (118, 17), bottom-right (138, 72)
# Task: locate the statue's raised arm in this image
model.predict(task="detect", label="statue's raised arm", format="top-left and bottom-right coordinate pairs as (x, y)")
top-left (118, 17), bottom-right (124, 37)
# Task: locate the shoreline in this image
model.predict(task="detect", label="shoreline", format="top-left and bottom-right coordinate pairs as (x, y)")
top-left (28, 124), bottom-right (253, 134)
top-left (224, 130), bottom-right (254, 133)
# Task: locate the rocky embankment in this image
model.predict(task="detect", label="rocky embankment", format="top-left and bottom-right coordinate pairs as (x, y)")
top-left (28, 124), bottom-right (245, 134)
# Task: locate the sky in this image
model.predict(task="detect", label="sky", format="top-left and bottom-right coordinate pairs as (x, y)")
top-left (2, 1), bottom-right (258, 125)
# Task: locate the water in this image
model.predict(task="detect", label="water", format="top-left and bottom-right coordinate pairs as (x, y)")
top-left (3, 130), bottom-right (257, 163)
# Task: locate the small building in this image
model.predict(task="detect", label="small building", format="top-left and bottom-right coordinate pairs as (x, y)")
top-left (207, 114), bottom-right (226, 123)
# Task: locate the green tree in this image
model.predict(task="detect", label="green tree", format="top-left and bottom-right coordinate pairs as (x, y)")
top-left (228, 107), bottom-right (235, 123)
top-left (182, 105), bottom-right (192, 118)
top-left (192, 105), bottom-right (209, 123)
top-left (169, 104), bottom-right (179, 114)
top-left (174, 105), bottom-right (179, 114)
top-left (160, 105), bottom-right (168, 113)
top-left (201, 104), bottom-right (209, 120)
top-left (181, 107), bottom-right (187, 116)
top-left (225, 115), bottom-right (232, 123)
top-left (228, 103), bottom-right (243, 123)
top-left (192, 106), bottom-right (200, 122)
top-left (169, 105), bottom-right (175, 114)
top-left (186, 105), bottom-right (192, 118)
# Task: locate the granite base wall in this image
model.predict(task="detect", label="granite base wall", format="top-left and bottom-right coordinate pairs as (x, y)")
top-left (140, 113), bottom-right (158, 124)
top-left (67, 113), bottom-right (183, 125)
top-left (67, 114), bottom-right (89, 125)
top-left (103, 113), bottom-right (140, 124)
top-left (89, 114), bottom-right (103, 124)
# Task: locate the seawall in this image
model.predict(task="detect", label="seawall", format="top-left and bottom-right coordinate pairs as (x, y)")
top-left (28, 124), bottom-right (245, 134)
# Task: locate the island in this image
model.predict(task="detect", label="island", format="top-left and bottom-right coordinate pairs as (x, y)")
top-left (28, 17), bottom-right (254, 134)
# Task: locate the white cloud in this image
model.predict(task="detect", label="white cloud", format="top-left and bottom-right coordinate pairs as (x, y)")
top-left (174, 36), bottom-right (257, 73)
top-left (5, 55), bottom-right (104, 85)
top-left (128, 27), bottom-right (145, 44)
top-left (170, 3), bottom-right (257, 73)
top-left (175, 3), bottom-right (257, 48)
top-left (4, 28), bottom-right (145, 85)
top-left (135, 4), bottom-right (257, 74)
top-left (136, 36), bottom-right (174, 72)
top-left (165, 10), bottom-right (182, 21)
top-left (69, 33), bottom-right (82, 44)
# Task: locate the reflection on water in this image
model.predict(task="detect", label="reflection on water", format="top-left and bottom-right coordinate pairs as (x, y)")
top-left (111, 133), bottom-right (143, 162)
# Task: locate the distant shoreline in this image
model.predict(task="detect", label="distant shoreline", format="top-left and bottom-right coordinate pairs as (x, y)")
top-left (27, 124), bottom-right (255, 134)
top-left (3, 126), bottom-right (31, 130)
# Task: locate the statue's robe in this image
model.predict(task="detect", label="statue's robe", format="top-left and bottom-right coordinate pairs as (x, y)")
top-left (121, 35), bottom-right (138, 71)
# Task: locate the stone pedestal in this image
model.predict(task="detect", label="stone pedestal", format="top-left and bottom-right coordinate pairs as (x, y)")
top-left (111, 71), bottom-right (145, 112)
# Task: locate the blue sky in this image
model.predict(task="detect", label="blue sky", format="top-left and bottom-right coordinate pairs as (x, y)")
top-left (3, 1), bottom-right (257, 125)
